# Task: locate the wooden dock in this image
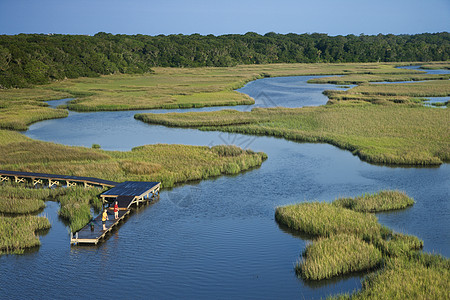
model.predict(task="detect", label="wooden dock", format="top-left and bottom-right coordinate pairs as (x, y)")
top-left (71, 210), bottom-right (131, 245)
top-left (71, 181), bottom-right (161, 245)
top-left (0, 170), bottom-right (118, 188)
top-left (0, 169), bottom-right (161, 245)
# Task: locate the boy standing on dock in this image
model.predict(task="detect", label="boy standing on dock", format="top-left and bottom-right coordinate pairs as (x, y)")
top-left (102, 209), bottom-right (109, 231)
top-left (114, 201), bottom-right (119, 219)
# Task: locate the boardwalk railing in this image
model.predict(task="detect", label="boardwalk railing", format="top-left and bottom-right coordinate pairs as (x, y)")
top-left (0, 170), bottom-right (118, 188)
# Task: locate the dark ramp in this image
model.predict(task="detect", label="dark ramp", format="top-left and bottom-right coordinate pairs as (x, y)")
top-left (113, 195), bottom-right (136, 209)
top-left (101, 181), bottom-right (160, 198)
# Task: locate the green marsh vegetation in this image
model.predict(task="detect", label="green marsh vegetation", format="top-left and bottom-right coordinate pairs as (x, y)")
top-left (0, 128), bottom-right (266, 253)
top-left (0, 215), bottom-right (51, 254)
top-left (2, 61), bottom-right (443, 114)
top-left (136, 105), bottom-right (450, 166)
top-left (0, 182), bottom-right (57, 254)
top-left (0, 130), bottom-right (267, 188)
top-left (298, 234), bottom-right (383, 281)
top-left (334, 253), bottom-right (450, 300)
top-left (0, 183), bottom-right (64, 214)
top-left (57, 186), bottom-right (104, 232)
top-left (0, 139), bottom-right (267, 253)
top-left (0, 88), bottom-right (69, 130)
top-left (0, 181), bottom-right (103, 252)
top-left (275, 202), bottom-right (384, 241)
top-left (275, 191), bottom-right (449, 299)
top-left (0, 61), bottom-right (447, 259)
top-left (308, 73), bottom-right (450, 85)
top-left (333, 190), bottom-right (415, 212)
top-left (420, 62), bottom-right (450, 70)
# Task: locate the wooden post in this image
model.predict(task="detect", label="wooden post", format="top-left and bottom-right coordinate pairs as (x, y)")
top-left (48, 179), bottom-right (58, 188)
top-left (33, 178), bottom-right (43, 186)
top-left (66, 181), bottom-right (77, 187)
top-left (15, 176), bottom-right (25, 183)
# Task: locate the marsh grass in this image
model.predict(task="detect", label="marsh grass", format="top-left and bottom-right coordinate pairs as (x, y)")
top-left (276, 190), bottom-right (428, 284)
top-left (58, 63), bottom-right (443, 111)
top-left (420, 62), bottom-right (450, 70)
top-left (0, 88), bottom-right (71, 130)
top-left (57, 187), bottom-right (104, 232)
top-left (0, 62), bottom-right (435, 114)
top-left (0, 105), bottom-right (68, 131)
top-left (335, 253), bottom-right (450, 300)
top-left (325, 79), bottom-right (450, 107)
top-left (0, 183), bottom-right (65, 214)
top-left (350, 80), bottom-right (450, 97)
top-left (0, 131), bottom-right (267, 188)
top-left (0, 182), bottom-right (103, 249)
top-left (0, 215), bottom-right (51, 254)
top-left (275, 202), bottom-right (383, 242)
top-left (308, 73), bottom-right (450, 85)
top-left (137, 105), bottom-right (449, 166)
top-left (379, 233), bottom-right (424, 257)
top-left (0, 197), bottom-right (45, 214)
top-left (296, 234), bottom-right (383, 280)
top-left (135, 109), bottom-right (268, 127)
top-left (333, 190), bottom-right (414, 213)
top-left (0, 139), bottom-right (267, 251)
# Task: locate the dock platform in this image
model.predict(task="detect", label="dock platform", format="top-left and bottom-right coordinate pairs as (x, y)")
top-left (71, 181), bottom-right (161, 245)
top-left (0, 169), bottom-right (161, 245)
top-left (70, 210), bottom-right (130, 245)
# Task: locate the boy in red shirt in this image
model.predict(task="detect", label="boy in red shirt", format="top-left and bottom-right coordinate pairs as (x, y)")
top-left (114, 201), bottom-right (119, 219)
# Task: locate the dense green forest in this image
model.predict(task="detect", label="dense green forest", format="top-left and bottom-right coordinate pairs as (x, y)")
top-left (0, 32), bottom-right (449, 88)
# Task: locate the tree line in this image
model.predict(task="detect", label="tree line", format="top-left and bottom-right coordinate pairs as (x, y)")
top-left (0, 32), bottom-right (448, 88)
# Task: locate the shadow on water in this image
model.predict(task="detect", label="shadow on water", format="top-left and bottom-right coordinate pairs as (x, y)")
top-left (276, 221), bottom-right (316, 242)
top-left (299, 270), bottom-right (367, 290)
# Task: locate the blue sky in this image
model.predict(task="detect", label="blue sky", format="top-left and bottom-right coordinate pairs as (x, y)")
top-left (0, 0), bottom-right (448, 36)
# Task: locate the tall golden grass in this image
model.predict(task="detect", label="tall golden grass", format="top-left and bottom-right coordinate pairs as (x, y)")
top-left (297, 234), bottom-right (382, 280)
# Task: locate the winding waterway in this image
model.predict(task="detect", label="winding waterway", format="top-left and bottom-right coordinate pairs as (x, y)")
top-left (1, 74), bottom-right (449, 299)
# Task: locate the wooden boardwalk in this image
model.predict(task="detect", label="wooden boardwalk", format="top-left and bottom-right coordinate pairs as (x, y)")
top-left (0, 169), bottom-right (161, 245)
top-left (0, 170), bottom-right (118, 188)
top-left (71, 181), bottom-right (161, 245)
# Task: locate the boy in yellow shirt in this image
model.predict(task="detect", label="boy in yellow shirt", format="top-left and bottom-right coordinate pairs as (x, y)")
top-left (102, 209), bottom-right (109, 230)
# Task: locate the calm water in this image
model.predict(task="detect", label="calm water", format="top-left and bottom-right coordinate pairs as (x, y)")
top-left (423, 96), bottom-right (449, 108)
top-left (1, 75), bottom-right (449, 299)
